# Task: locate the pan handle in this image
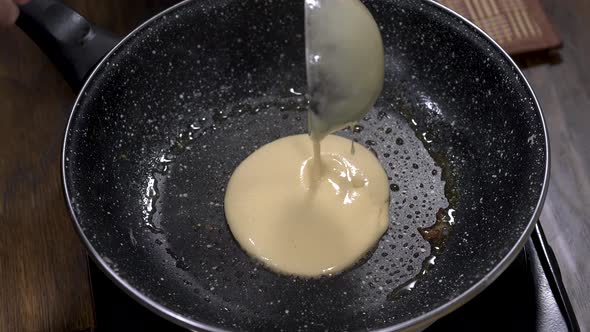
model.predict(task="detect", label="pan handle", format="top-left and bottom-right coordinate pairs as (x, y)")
top-left (16, 0), bottom-right (121, 92)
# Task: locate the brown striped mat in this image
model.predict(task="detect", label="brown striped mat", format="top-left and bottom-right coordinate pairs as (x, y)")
top-left (439, 0), bottom-right (561, 54)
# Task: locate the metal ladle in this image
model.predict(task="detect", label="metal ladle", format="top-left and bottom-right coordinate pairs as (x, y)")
top-left (305, 0), bottom-right (385, 141)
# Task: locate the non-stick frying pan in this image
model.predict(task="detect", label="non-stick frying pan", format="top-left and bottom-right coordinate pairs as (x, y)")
top-left (17, 0), bottom-right (548, 330)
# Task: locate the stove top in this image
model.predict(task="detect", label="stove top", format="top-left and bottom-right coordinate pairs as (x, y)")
top-left (87, 223), bottom-right (579, 331)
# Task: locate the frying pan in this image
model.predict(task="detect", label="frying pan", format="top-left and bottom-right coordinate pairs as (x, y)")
top-left (17, 0), bottom-right (549, 330)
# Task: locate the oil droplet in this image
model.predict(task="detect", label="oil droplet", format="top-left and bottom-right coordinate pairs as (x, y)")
top-left (353, 124), bottom-right (364, 133)
top-left (365, 139), bottom-right (377, 146)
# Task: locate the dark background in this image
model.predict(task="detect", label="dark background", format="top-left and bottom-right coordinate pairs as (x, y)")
top-left (0, 0), bottom-right (587, 330)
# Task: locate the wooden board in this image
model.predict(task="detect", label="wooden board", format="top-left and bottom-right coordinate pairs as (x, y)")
top-left (440, 0), bottom-right (561, 54)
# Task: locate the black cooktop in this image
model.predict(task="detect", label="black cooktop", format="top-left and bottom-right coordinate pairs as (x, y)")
top-left (88, 223), bottom-right (579, 331)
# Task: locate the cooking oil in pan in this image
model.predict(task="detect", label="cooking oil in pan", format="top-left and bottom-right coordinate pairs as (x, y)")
top-left (140, 95), bottom-right (452, 305)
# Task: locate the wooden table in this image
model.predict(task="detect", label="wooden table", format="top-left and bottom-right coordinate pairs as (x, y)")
top-left (0, 0), bottom-right (588, 331)
top-left (0, 1), bottom-right (177, 331)
top-left (523, 0), bottom-right (590, 329)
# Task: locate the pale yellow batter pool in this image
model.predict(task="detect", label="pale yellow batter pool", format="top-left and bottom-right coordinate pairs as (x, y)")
top-left (224, 134), bottom-right (389, 277)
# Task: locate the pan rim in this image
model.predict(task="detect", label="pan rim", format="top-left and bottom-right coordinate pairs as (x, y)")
top-left (374, 2), bottom-right (550, 330)
top-left (61, 0), bottom-right (550, 331)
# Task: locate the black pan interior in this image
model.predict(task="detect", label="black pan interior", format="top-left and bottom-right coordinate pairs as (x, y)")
top-left (64, 0), bottom-right (547, 330)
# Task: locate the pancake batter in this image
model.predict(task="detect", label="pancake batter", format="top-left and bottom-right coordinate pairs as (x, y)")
top-left (224, 134), bottom-right (389, 277)
top-left (224, 0), bottom-right (388, 277)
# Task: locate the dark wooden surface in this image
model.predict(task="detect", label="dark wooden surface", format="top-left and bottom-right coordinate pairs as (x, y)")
top-left (522, 0), bottom-right (590, 330)
top-left (0, 0), bottom-right (588, 331)
top-left (0, 15), bottom-right (91, 332)
top-left (0, 1), bottom-right (175, 331)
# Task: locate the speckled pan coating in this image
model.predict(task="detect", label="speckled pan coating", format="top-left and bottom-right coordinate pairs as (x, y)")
top-left (63, 0), bottom-right (548, 331)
